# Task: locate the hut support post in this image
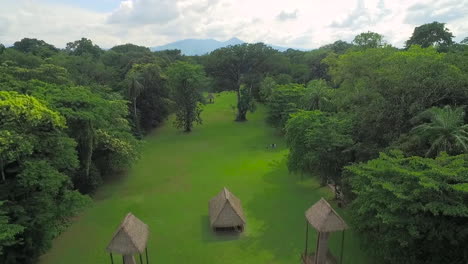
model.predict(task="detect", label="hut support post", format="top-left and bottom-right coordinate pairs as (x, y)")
top-left (304, 220), bottom-right (309, 257)
top-left (145, 248), bottom-right (149, 264)
top-left (315, 232), bottom-right (330, 264)
top-left (110, 253), bottom-right (114, 264)
top-left (340, 231), bottom-right (345, 264)
top-left (314, 232), bottom-right (320, 264)
top-left (139, 254), bottom-right (143, 264)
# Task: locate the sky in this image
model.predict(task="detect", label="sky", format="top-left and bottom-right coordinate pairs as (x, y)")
top-left (1, 0), bottom-right (467, 49)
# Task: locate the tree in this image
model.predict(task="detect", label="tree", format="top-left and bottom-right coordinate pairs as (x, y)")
top-left (167, 61), bottom-right (206, 132)
top-left (461, 37), bottom-right (468, 45)
top-left (405, 22), bottom-right (454, 51)
top-left (205, 43), bottom-right (276, 121)
top-left (124, 63), bottom-right (171, 134)
top-left (0, 44), bottom-right (5, 55)
top-left (266, 83), bottom-right (306, 128)
top-left (346, 151), bottom-right (468, 264)
top-left (259, 76), bottom-right (277, 101)
top-left (125, 69), bottom-right (145, 132)
top-left (302, 79), bottom-right (334, 111)
top-left (0, 91), bottom-right (89, 263)
top-left (0, 202), bottom-right (23, 256)
top-left (320, 40), bottom-right (354, 54)
top-left (65, 38), bottom-right (103, 58)
top-left (352, 31), bottom-right (386, 49)
top-left (285, 111), bottom-right (354, 185)
top-left (325, 46), bottom-right (467, 160)
top-left (411, 106), bottom-right (468, 156)
top-left (12, 38), bottom-right (58, 57)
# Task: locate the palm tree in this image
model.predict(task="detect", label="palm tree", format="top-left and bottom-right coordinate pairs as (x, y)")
top-left (302, 79), bottom-right (333, 111)
top-left (411, 106), bottom-right (468, 156)
top-left (125, 71), bottom-right (144, 130)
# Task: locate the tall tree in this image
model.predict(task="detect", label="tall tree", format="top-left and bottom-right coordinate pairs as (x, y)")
top-left (125, 69), bottom-right (145, 133)
top-left (405, 22), bottom-right (454, 51)
top-left (285, 111), bottom-right (354, 185)
top-left (352, 31), bottom-right (386, 49)
top-left (266, 83), bottom-right (306, 128)
top-left (12, 38), bottom-right (58, 57)
top-left (166, 61), bottom-right (205, 132)
top-left (0, 91), bottom-right (89, 263)
top-left (65, 38), bottom-right (103, 58)
top-left (205, 43), bottom-right (275, 121)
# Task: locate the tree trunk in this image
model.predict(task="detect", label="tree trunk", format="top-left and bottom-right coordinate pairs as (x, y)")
top-left (236, 110), bottom-right (247, 122)
top-left (133, 97), bottom-right (140, 134)
top-left (0, 158), bottom-right (5, 182)
top-left (84, 121), bottom-right (94, 179)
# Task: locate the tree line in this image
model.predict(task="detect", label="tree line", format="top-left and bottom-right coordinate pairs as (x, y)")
top-left (0, 37), bottom-right (209, 263)
top-left (0, 21), bottom-right (467, 263)
top-left (252, 22), bottom-right (467, 264)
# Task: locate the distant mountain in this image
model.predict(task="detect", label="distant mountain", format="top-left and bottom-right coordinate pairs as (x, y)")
top-left (151, 37), bottom-right (294, 55)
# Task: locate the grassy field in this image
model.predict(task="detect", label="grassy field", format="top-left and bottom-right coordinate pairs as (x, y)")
top-left (40, 92), bottom-right (370, 264)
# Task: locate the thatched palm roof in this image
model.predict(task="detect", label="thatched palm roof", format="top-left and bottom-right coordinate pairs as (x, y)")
top-left (209, 187), bottom-right (246, 227)
top-left (106, 213), bottom-right (149, 255)
top-left (305, 198), bottom-right (348, 232)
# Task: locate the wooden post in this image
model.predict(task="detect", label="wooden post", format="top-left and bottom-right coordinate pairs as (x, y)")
top-left (110, 253), bottom-right (114, 264)
top-left (304, 220), bottom-right (309, 258)
top-left (145, 248), bottom-right (149, 264)
top-left (340, 231), bottom-right (345, 264)
top-left (314, 232), bottom-right (320, 264)
top-left (316, 232), bottom-right (330, 264)
top-left (122, 256), bottom-right (125, 264)
top-left (139, 254), bottom-right (143, 264)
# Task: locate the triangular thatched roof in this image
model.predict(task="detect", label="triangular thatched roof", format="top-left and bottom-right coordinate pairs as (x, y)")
top-left (305, 198), bottom-right (348, 232)
top-left (209, 187), bottom-right (246, 227)
top-left (106, 213), bottom-right (149, 255)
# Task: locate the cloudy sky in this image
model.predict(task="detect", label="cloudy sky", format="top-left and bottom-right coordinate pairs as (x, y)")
top-left (1, 0), bottom-right (467, 49)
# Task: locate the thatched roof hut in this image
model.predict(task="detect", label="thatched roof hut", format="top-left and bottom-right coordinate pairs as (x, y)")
top-left (106, 213), bottom-right (149, 255)
top-left (209, 187), bottom-right (246, 230)
top-left (302, 198), bottom-right (348, 264)
top-left (305, 198), bottom-right (348, 232)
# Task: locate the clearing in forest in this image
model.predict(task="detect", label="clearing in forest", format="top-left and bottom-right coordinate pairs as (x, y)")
top-left (40, 92), bottom-right (370, 264)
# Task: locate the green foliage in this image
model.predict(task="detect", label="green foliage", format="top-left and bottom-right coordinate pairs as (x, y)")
top-left (410, 106), bottom-right (468, 156)
top-left (13, 38), bottom-right (58, 58)
top-left (0, 202), bottom-right (24, 255)
top-left (166, 61), bottom-right (206, 132)
top-left (236, 84), bottom-right (256, 121)
top-left (266, 83), bottom-right (305, 128)
top-left (346, 151), bottom-right (468, 264)
top-left (204, 43), bottom-right (276, 120)
top-left (405, 22), bottom-right (454, 51)
top-left (0, 91), bottom-right (89, 263)
top-left (352, 31), bottom-right (386, 49)
top-left (325, 46), bottom-right (468, 160)
top-left (259, 76), bottom-right (277, 101)
top-left (127, 63), bottom-right (172, 134)
top-left (65, 38), bottom-right (103, 58)
top-left (302, 79), bottom-right (334, 111)
top-left (285, 111), bottom-right (354, 185)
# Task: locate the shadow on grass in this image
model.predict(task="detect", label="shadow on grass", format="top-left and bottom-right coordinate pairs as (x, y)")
top-left (200, 215), bottom-right (241, 243)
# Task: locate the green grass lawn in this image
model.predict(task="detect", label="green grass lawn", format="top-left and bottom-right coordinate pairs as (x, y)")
top-left (40, 92), bottom-right (370, 264)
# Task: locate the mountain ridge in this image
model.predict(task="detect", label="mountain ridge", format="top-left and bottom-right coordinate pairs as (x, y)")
top-left (151, 37), bottom-right (296, 55)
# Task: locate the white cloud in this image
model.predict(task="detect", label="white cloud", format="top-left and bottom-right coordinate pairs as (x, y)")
top-left (0, 0), bottom-right (467, 49)
top-left (107, 0), bottom-right (179, 25)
